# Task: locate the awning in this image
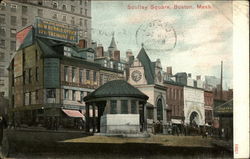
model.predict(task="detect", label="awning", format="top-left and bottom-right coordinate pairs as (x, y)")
top-left (171, 119), bottom-right (182, 124)
top-left (62, 109), bottom-right (85, 119)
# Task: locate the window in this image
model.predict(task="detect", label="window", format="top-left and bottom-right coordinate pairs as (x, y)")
top-left (62, 15), bottom-right (66, 21)
top-left (110, 100), bottom-right (117, 114)
top-left (84, 19), bottom-right (87, 27)
top-left (35, 49), bottom-right (39, 61)
top-left (86, 70), bottom-right (90, 80)
top-left (0, 68), bottom-right (4, 77)
top-left (62, 4), bottom-right (66, 11)
top-left (72, 90), bottom-right (76, 101)
top-left (64, 89), bottom-right (69, 99)
top-left (10, 41), bottom-right (16, 51)
top-left (93, 71), bottom-right (96, 82)
top-left (35, 67), bottom-right (39, 81)
top-left (22, 6), bottom-right (28, 15)
top-left (35, 90), bottom-right (39, 103)
top-left (10, 29), bottom-right (16, 38)
top-left (157, 99), bottom-right (163, 120)
top-left (121, 100), bottom-right (128, 114)
top-left (85, 9), bottom-right (87, 16)
top-left (80, 8), bottom-right (83, 14)
top-left (64, 66), bottom-right (68, 81)
top-left (38, 9), bottom-right (43, 17)
top-left (71, 17), bottom-right (75, 25)
top-left (0, 27), bottom-right (5, 37)
top-left (28, 68), bottom-right (32, 83)
top-left (71, 5), bottom-right (75, 12)
top-left (11, 16), bottom-right (17, 26)
top-left (38, 0), bottom-right (43, 5)
top-left (52, 1), bottom-right (58, 9)
top-left (80, 91), bottom-right (84, 102)
top-left (131, 100), bottom-right (137, 114)
top-left (79, 18), bottom-right (83, 26)
top-left (22, 18), bottom-right (27, 26)
top-left (10, 4), bottom-right (17, 12)
top-left (0, 14), bottom-right (5, 24)
top-left (0, 40), bottom-right (5, 48)
top-left (46, 89), bottom-right (56, 98)
top-left (0, 2), bottom-right (6, 11)
top-left (100, 74), bottom-right (103, 85)
top-left (84, 0), bottom-right (87, 6)
top-left (72, 67), bottom-right (76, 82)
top-left (79, 69), bottom-right (83, 83)
top-left (25, 92), bottom-right (30, 106)
top-left (0, 52), bottom-right (4, 62)
top-left (52, 13), bottom-right (57, 20)
top-left (80, 0), bottom-right (83, 5)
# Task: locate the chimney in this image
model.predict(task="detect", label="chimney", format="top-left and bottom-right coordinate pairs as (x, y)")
top-left (78, 39), bottom-right (87, 48)
top-left (96, 44), bottom-right (104, 57)
top-left (166, 67), bottom-right (172, 76)
top-left (126, 49), bottom-right (133, 61)
top-left (196, 75), bottom-right (201, 80)
top-left (113, 50), bottom-right (120, 61)
top-left (188, 73), bottom-right (192, 78)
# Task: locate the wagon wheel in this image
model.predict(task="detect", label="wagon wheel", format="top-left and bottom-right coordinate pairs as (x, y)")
top-left (0, 134), bottom-right (9, 158)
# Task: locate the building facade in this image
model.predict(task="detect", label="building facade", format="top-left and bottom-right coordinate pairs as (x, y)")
top-left (0, 0), bottom-right (91, 98)
top-left (8, 26), bottom-right (124, 129)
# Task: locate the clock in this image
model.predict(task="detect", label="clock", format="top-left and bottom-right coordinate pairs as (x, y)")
top-left (131, 70), bottom-right (142, 82)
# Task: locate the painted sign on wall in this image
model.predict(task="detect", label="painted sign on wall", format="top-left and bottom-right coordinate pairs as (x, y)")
top-left (14, 51), bottom-right (23, 78)
top-left (44, 58), bottom-right (60, 88)
top-left (35, 18), bottom-right (78, 43)
top-left (16, 25), bottom-right (33, 50)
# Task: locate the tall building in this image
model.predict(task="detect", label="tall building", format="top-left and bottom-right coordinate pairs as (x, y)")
top-left (0, 0), bottom-right (91, 98)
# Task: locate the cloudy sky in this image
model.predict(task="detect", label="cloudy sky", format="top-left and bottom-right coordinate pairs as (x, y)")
top-left (91, 1), bottom-right (233, 89)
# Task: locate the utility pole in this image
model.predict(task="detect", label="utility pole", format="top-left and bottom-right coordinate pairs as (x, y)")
top-left (220, 61), bottom-right (223, 100)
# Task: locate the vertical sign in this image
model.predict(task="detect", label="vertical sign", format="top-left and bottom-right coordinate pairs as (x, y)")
top-left (44, 58), bottom-right (60, 88)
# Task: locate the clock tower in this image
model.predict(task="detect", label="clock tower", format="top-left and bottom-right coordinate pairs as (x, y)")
top-left (128, 58), bottom-right (147, 85)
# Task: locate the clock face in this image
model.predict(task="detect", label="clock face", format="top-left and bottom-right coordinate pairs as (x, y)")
top-left (131, 70), bottom-right (142, 82)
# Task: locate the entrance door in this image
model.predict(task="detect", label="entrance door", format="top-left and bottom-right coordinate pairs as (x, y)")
top-left (156, 98), bottom-right (163, 133)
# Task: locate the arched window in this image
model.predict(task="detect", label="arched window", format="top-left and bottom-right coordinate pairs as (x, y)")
top-left (157, 98), bottom-right (163, 120)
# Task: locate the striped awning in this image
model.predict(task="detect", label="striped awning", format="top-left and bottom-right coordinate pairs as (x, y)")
top-left (62, 109), bottom-right (84, 118)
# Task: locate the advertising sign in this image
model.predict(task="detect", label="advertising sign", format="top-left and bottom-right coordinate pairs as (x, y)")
top-left (35, 18), bottom-right (78, 43)
top-left (13, 51), bottom-right (23, 78)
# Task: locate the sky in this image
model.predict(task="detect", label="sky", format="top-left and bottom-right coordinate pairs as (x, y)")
top-left (91, 1), bottom-right (233, 89)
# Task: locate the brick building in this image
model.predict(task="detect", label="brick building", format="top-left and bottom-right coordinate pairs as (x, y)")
top-left (8, 24), bottom-right (124, 129)
top-left (204, 90), bottom-right (214, 125)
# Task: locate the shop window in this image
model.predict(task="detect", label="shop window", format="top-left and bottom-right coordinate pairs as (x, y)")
top-left (121, 100), bottom-right (128, 114)
top-left (110, 100), bottom-right (117, 114)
